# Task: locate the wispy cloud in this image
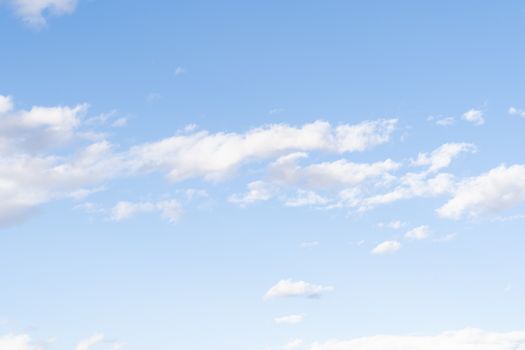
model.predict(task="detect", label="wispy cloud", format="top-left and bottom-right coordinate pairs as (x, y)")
top-left (371, 240), bottom-right (401, 255)
top-left (264, 280), bottom-right (334, 300)
top-left (309, 328), bottom-right (525, 350)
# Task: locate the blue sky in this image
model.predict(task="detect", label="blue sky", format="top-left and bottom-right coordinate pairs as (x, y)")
top-left (1, 1), bottom-right (525, 349)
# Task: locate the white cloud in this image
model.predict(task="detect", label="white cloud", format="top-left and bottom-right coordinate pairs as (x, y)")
top-left (437, 164), bottom-right (525, 219)
top-left (111, 199), bottom-right (182, 223)
top-left (175, 66), bottom-right (186, 76)
top-left (285, 190), bottom-right (329, 207)
top-left (274, 314), bottom-right (305, 325)
top-left (508, 107), bottom-right (525, 118)
top-left (360, 172), bottom-right (455, 210)
top-left (0, 96), bottom-right (13, 114)
top-left (7, 0), bottom-right (78, 27)
top-left (111, 117), bottom-right (128, 128)
top-left (229, 181), bottom-right (276, 206)
top-left (412, 143), bottom-right (476, 173)
top-left (128, 119), bottom-right (397, 182)
top-left (405, 225), bottom-right (430, 240)
top-left (348, 143), bottom-right (475, 212)
top-left (462, 109), bottom-right (485, 125)
top-left (308, 328), bottom-right (525, 350)
top-left (75, 333), bottom-right (104, 350)
top-left (299, 158), bottom-right (399, 188)
top-left (0, 96), bottom-right (400, 227)
top-left (0, 140), bottom-right (123, 227)
top-left (428, 115), bottom-right (455, 126)
top-left (371, 240), bottom-right (401, 255)
top-left (0, 102), bottom-right (87, 152)
top-left (0, 334), bottom-right (40, 350)
top-left (264, 279), bottom-right (334, 300)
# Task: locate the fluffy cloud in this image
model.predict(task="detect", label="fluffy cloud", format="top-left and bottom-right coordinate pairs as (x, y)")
top-left (411, 143), bottom-right (476, 173)
top-left (360, 172), bottom-right (455, 210)
top-left (239, 143), bottom-right (468, 213)
top-left (0, 141), bottom-right (122, 227)
top-left (0, 96), bottom-right (13, 114)
top-left (264, 280), bottom-right (334, 300)
top-left (128, 119), bottom-right (397, 182)
top-left (0, 95), bottom-right (400, 227)
top-left (270, 153), bottom-right (399, 188)
top-left (371, 240), bottom-right (401, 255)
top-left (75, 333), bottom-right (104, 350)
top-left (309, 328), bottom-right (525, 350)
top-left (111, 199), bottom-right (182, 223)
top-left (0, 334), bottom-right (39, 350)
top-left (405, 225), bottom-right (431, 240)
top-left (0, 100), bottom-right (87, 153)
top-left (508, 107), bottom-right (525, 118)
top-left (7, 0), bottom-right (78, 26)
top-left (437, 164), bottom-right (525, 219)
top-left (5, 93), bottom-right (505, 227)
top-left (274, 314), bottom-right (305, 325)
top-left (462, 109), bottom-right (485, 125)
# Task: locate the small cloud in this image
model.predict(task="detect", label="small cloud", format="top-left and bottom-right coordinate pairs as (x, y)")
top-left (405, 225), bottom-right (431, 240)
top-left (285, 190), bottom-right (329, 207)
top-left (371, 240), bottom-right (401, 255)
top-left (264, 279), bottom-right (334, 300)
top-left (229, 181), bottom-right (276, 207)
top-left (428, 115), bottom-right (455, 126)
top-left (183, 123), bottom-right (198, 132)
top-left (111, 117), bottom-right (128, 128)
top-left (436, 116), bottom-right (455, 126)
top-left (462, 108), bottom-right (485, 125)
top-left (175, 66), bottom-right (186, 76)
top-left (68, 187), bottom-right (105, 201)
top-left (111, 199), bottom-right (182, 224)
top-left (274, 314), bottom-right (305, 325)
top-left (8, 0), bottom-right (78, 27)
top-left (504, 283), bottom-right (512, 293)
top-left (509, 107), bottom-right (525, 118)
top-left (437, 164), bottom-right (525, 220)
top-left (84, 110), bottom-right (117, 126)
